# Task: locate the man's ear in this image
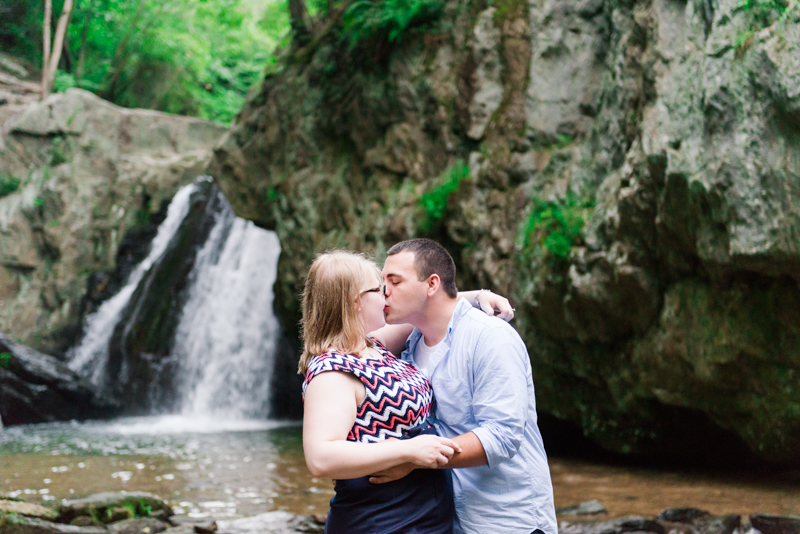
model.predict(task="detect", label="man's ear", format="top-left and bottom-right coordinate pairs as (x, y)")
top-left (426, 274), bottom-right (441, 296)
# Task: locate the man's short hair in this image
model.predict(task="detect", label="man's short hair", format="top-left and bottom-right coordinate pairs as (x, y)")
top-left (387, 238), bottom-right (458, 298)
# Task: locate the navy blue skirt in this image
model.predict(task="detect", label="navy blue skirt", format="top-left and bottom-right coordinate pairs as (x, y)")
top-left (324, 425), bottom-right (455, 534)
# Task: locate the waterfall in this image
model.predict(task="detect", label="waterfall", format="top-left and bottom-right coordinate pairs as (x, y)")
top-left (172, 192), bottom-right (280, 419)
top-left (68, 180), bottom-right (282, 420)
top-left (69, 184), bottom-right (197, 383)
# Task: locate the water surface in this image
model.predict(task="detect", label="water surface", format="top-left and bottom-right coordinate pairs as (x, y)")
top-left (2, 417), bottom-right (798, 521)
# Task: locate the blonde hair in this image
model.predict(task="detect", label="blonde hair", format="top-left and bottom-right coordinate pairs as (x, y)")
top-left (298, 250), bottom-right (382, 375)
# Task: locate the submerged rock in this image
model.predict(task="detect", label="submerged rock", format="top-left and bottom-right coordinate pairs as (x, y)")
top-left (556, 499), bottom-right (607, 516)
top-left (0, 333), bottom-right (118, 425)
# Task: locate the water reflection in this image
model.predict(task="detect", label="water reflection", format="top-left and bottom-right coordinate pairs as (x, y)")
top-left (0, 416), bottom-right (334, 518)
top-left (2, 416), bottom-right (799, 520)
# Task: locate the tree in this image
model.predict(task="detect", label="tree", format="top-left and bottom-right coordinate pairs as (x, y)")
top-left (288, 0), bottom-right (308, 41)
top-left (41, 0), bottom-right (74, 99)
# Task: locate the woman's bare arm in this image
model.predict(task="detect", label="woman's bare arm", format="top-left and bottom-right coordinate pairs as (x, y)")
top-left (303, 371), bottom-right (461, 479)
top-left (369, 324), bottom-right (415, 356)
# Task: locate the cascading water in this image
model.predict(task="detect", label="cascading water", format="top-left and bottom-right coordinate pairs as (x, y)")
top-left (68, 180), bottom-right (282, 420)
top-left (172, 192), bottom-right (280, 419)
top-left (68, 183), bottom-right (197, 384)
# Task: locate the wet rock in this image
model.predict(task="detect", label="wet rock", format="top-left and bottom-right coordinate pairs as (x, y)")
top-left (749, 514), bottom-right (800, 534)
top-left (560, 516), bottom-right (666, 534)
top-left (657, 508), bottom-right (710, 523)
top-left (0, 333), bottom-right (118, 425)
top-left (106, 508), bottom-right (134, 524)
top-left (58, 492), bottom-right (172, 525)
top-left (70, 517), bottom-right (106, 528)
top-left (192, 521), bottom-right (217, 534)
top-left (0, 499), bottom-right (58, 520)
top-left (0, 88), bottom-right (226, 360)
top-left (209, 0), bottom-right (800, 463)
top-left (100, 179), bottom-right (223, 412)
top-left (216, 512), bottom-right (323, 534)
top-left (0, 513), bottom-right (106, 533)
top-left (107, 518), bottom-right (167, 534)
top-left (557, 499), bottom-right (607, 516)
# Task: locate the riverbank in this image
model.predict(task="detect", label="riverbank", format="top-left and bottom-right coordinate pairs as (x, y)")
top-left (2, 417), bottom-right (800, 528)
top-left (3, 490), bottom-right (800, 534)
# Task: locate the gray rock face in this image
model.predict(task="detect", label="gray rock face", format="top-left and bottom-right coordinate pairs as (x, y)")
top-left (209, 0), bottom-right (800, 463)
top-left (0, 333), bottom-right (117, 425)
top-left (0, 89), bottom-right (226, 357)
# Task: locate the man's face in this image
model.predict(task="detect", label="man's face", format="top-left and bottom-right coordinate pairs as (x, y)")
top-left (382, 251), bottom-right (429, 325)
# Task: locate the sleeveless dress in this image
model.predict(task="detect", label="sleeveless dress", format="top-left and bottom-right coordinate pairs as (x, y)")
top-left (302, 339), bottom-right (454, 534)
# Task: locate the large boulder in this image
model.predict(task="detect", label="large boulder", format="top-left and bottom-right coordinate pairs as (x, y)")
top-left (208, 0), bottom-right (800, 463)
top-left (0, 333), bottom-right (117, 425)
top-left (0, 89), bottom-right (226, 357)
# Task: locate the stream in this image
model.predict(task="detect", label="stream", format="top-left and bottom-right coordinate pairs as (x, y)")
top-left (2, 416), bottom-right (799, 521)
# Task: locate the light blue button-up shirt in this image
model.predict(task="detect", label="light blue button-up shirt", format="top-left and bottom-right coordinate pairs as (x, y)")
top-left (401, 299), bottom-right (557, 534)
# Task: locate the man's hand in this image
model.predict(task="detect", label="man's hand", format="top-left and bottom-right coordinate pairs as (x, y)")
top-left (368, 463), bottom-right (416, 484)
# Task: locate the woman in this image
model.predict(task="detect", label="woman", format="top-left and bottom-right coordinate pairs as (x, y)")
top-left (300, 250), bottom-right (512, 534)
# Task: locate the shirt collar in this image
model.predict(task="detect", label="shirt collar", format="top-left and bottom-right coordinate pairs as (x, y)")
top-left (403, 298), bottom-right (473, 360)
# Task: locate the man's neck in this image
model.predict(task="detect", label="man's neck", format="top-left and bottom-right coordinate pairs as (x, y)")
top-left (417, 297), bottom-right (460, 347)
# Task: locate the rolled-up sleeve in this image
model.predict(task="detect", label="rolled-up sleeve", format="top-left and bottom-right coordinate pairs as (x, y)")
top-left (469, 327), bottom-right (529, 469)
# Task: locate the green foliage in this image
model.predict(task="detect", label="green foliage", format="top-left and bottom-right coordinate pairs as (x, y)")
top-left (520, 193), bottom-right (594, 262)
top-left (735, 29), bottom-right (755, 57)
top-left (0, 352), bottom-right (11, 369)
top-left (51, 137), bottom-right (68, 166)
top-left (33, 196), bottom-right (45, 208)
top-left (342, 0), bottom-right (445, 47)
top-left (737, 0), bottom-right (788, 28)
top-left (3, 0), bottom-right (290, 124)
top-left (418, 161), bottom-right (470, 233)
top-left (53, 70), bottom-right (77, 93)
top-left (0, 174), bottom-right (21, 198)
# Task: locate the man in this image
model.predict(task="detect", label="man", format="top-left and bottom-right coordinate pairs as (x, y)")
top-left (374, 238), bottom-right (557, 534)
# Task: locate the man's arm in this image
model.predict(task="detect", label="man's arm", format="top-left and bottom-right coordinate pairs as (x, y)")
top-left (368, 432), bottom-right (486, 484)
top-left (371, 328), bottom-right (528, 484)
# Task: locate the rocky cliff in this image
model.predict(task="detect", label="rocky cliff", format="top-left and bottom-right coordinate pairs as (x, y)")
top-left (0, 89), bottom-right (227, 357)
top-left (209, 0), bottom-right (800, 463)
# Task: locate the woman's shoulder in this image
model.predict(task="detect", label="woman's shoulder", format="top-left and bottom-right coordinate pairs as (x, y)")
top-left (369, 337), bottom-right (396, 359)
top-left (305, 350), bottom-right (367, 378)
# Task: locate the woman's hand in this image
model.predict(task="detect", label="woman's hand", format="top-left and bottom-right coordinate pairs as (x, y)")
top-left (459, 290), bottom-right (515, 321)
top-left (404, 435), bottom-right (462, 468)
top-left (477, 290), bottom-right (514, 321)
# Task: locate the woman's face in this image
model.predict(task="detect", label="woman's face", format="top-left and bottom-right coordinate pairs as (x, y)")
top-left (359, 278), bottom-right (386, 334)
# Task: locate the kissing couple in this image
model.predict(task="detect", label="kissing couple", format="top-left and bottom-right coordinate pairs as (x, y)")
top-left (300, 238), bottom-right (557, 534)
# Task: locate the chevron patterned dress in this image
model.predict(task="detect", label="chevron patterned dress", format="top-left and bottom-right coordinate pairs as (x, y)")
top-left (302, 338), bottom-right (454, 534)
top-left (302, 338), bottom-right (434, 443)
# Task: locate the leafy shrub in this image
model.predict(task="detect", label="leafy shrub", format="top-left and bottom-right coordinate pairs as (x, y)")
top-left (520, 193), bottom-right (594, 262)
top-left (53, 70), bottom-right (77, 93)
top-left (737, 0), bottom-right (788, 28)
top-left (418, 160), bottom-right (470, 233)
top-left (0, 352), bottom-right (11, 369)
top-left (0, 174), bottom-right (21, 198)
top-left (342, 0), bottom-right (445, 47)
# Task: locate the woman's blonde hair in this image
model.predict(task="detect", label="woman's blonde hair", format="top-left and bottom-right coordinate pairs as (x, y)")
top-left (298, 250), bottom-right (382, 375)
